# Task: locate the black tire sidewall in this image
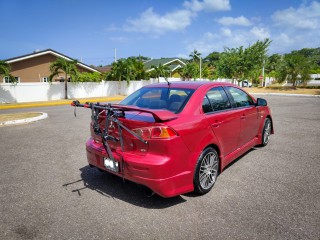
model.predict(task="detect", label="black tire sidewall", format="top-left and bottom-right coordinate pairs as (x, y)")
top-left (193, 147), bottom-right (219, 195)
top-left (261, 118), bottom-right (271, 146)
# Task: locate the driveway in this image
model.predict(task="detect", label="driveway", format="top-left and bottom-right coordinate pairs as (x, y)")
top-left (0, 96), bottom-right (319, 239)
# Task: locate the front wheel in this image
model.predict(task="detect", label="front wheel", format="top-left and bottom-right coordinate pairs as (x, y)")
top-left (260, 118), bottom-right (272, 147)
top-left (193, 147), bottom-right (219, 195)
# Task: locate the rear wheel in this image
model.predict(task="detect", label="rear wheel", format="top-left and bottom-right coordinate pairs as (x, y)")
top-left (193, 147), bottom-right (219, 195)
top-left (261, 118), bottom-right (271, 146)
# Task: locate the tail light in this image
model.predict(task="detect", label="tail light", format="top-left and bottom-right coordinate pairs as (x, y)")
top-left (133, 126), bottom-right (177, 140)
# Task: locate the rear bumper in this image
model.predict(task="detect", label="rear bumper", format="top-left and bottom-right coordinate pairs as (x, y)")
top-left (86, 138), bottom-right (193, 197)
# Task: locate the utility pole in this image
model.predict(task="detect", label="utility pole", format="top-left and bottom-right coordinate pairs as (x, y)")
top-left (195, 54), bottom-right (202, 80)
top-left (114, 48), bottom-right (117, 63)
top-left (262, 58), bottom-right (265, 87)
top-left (200, 56), bottom-right (202, 80)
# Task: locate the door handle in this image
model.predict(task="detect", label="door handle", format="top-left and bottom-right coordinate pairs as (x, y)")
top-left (240, 114), bottom-right (245, 120)
top-left (212, 121), bottom-right (221, 128)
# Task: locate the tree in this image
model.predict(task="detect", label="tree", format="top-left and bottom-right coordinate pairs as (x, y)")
top-left (78, 72), bottom-right (102, 82)
top-left (216, 46), bottom-right (244, 84)
top-left (0, 60), bottom-right (10, 76)
top-left (178, 63), bottom-right (198, 81)
top-left (201, 64), bottom-right (212, 79)
top-left (150, 63), bottom-right (170, 83)
top-left (283, 53), bottom-right (311, 87)
top-left (49, 58), bottom-right (79, 99)
top-left (107, 58), bottom-right (139, 94)
top-left (265, 54), bottom-right (282, 76)
top-left (0, 60), bottom-right (16, 83)
top-left (189, 49), bottom-right (202, 63)
top-left (133, 59), bottom-right (148, 80)
top-left (110, 59), bottom-right (127, 94)
top-left (216, 39), bottom-right (271, 84)
top-left (127, 55), bottom-right (151, 62)
top-left (204, 52), bottom-right (220, 67)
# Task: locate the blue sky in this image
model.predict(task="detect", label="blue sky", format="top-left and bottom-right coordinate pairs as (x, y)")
top-left (1, 0), bottom-right (319, 66)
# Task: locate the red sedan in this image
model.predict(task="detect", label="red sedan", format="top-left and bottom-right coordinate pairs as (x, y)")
top-left (82, 81), bottom-right (273, 197)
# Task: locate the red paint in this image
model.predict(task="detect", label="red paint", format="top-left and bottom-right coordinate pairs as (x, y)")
top-left (85, 82), bottom-right (273, 197)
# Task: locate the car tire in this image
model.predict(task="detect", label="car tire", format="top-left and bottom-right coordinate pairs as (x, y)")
top-left (260, 118), bottom-right (271, 147)
top-left (193, 147), bottom-right (219, 195)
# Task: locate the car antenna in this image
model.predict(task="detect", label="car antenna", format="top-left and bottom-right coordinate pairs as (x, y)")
top-left (164, 77), bottom-right (171, 86)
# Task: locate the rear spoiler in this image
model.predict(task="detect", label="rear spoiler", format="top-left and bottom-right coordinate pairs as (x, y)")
top-left (71, 101), bottom-right (177, 122)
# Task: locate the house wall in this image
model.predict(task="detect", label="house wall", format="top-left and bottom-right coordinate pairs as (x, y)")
top-left (171, 71), bottom-right (180, 78)
top-left (8, 54), bottom-right (96, 83)
top-left (10, 54), bottom-right (56, 82)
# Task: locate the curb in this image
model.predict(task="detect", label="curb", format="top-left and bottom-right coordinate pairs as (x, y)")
top-left (0, 112), bottom-right (48, 126)
top-left (250, 93), bottom-right (320, 97)
top-left (0, 96), bottom-right (125, 110)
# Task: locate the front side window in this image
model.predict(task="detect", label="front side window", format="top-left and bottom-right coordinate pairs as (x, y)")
top-left (120, 87), bottom-right (194, 113)
top-left (226, 87), bottom-right (254, 108)
top-left (202, 87), bottom-right (231, 113)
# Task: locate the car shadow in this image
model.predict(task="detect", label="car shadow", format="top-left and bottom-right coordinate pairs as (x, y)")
top-left (62, 165), bottom-right (186, 209)
top-left (222, 147), bottom-right (257, 172)
top-left (183, 147), bottom-right (257, 198)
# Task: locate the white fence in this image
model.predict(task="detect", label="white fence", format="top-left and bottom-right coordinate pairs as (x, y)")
top-left (0, 78), bottom-right (180, 103)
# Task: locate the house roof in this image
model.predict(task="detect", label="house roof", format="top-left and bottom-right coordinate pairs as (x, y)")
top-left (95, 65), bottom-right (112, 73)
top-left (144, 58), bottom-right (186, 72)
top-left (5, 49), bottom-right (100, 73)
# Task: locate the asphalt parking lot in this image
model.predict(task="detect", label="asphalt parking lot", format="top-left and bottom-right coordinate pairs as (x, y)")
top-left (0, 95), bottom-right (319, 240)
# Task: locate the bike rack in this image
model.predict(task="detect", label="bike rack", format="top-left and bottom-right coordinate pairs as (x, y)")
top-left (71, 100), bottom-right (148, 177)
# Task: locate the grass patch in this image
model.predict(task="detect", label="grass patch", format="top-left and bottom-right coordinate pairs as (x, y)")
top-left (0, 112), bottom-right (42, 122)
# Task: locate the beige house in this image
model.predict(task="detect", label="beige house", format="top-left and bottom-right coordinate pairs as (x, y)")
top-left (3, 49), bottom-right (99, 83)
top-left (144, 58), bottom-right (186, 78)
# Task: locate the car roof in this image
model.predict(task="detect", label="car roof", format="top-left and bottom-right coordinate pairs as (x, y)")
top-left (145, 81), bottom-right (235, 90)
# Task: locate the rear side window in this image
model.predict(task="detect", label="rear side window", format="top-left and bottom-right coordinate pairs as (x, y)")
top-left (202, 87), bottom-right (231, 113)
top-left (226, 87), bottom-right (254, 107)
top-left (120, 87), bottom-right (194, 113)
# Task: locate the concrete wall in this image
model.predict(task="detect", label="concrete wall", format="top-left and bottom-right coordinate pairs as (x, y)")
top-left (0, 77), bottom-right (183, 103)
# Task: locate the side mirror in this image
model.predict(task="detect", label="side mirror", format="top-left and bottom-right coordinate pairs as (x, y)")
top-left (256, 98), bottom-right (267, 106)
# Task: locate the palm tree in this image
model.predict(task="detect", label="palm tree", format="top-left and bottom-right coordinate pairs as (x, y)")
top-left (0, 60), bottom-right (10, 76)
top-left (189, 49), bottom-right (202, 63)
top-left (111, 59), bottom-right (127, 94)
top-left (150, 63), bottom-right (170, 83)
top-left (0, 60), bottom-right (16, 83)
top-left (133, 59), bottom-right (148, 80)
top-left (49, 58), bottom-right (79, 99)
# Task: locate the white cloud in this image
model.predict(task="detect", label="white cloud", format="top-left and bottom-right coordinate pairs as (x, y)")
top-left (204, 32), bottom-right (216, 39)
top-left (272, 1), bottom-right (320, 29)
top-left (221, 28), bottom-right (232, 37)
top-left (184, 0), bottom-right (231, 12)
top-left (182, 26), bottom-right (272, 57)
top-left (250, 27), bottom-right (270, 39)
top-left (269, 1), bottom-right (320, 53)
top-left (216, 16), bottom-right (252, 26)
top-left (123, 0), bottom-right (231, 35)
top-left (125, 8), bottom-right (194, 35)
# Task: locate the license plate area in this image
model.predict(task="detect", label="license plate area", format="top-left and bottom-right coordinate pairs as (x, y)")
top-left (104, 157), bottom-right (119, 172)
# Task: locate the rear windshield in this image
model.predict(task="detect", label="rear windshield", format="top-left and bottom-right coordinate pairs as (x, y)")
top-left (120, 87), bottom-right (194, 113)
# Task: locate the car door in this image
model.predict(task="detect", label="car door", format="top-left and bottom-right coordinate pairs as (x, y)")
top-left (224, 86), bottom-right (260, 148)
top-left (202, 87), bottom-right (241, 157)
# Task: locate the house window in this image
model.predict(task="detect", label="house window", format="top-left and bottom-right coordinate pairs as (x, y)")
top-left (42, 77), bottom-right (49, 82)
top-left (3, 76), bottom-right (20, 83)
